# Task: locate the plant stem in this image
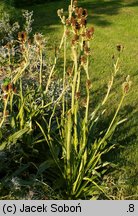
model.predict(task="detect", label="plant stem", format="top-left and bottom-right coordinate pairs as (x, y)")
top-left (39, 48), bottom-right (43, 90)
top-left (62, 25), bottom-right (67, 117)
top-left (102, 57), bottom-right (120, 105)
top-left (66, 110), bottom-right (72, 181)
top-left (91, 93), bottom-right (125, 162)
top-left (45, 30), bottom-right (66, 93)
top-left (0, 94), bottom-right (10, 128)
top-left (105, 94), bottom-right (125, 135)
top-left (71, 47), bottom-right (78, 114)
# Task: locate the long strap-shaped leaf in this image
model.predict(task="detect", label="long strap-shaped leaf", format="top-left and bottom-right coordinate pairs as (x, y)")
top-left (83, 177), bottom-right (111, 200)
top-left (35, 120), bottom-right (64, 177)
top-left (0, 127), bottom-right (29, 150)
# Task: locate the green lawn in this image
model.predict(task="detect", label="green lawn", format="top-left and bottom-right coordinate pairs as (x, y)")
top-left (1, 0), bottom-right (138, 199)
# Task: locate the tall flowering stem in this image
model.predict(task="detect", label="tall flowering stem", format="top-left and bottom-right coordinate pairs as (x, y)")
top-left (56, 0), bottom-right (95, 195)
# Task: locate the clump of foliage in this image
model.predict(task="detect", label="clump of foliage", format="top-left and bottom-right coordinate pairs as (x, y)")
top-left (4, 0), bottom-right (57, 7)
top-left (0, 0), bottom-right (132, 199)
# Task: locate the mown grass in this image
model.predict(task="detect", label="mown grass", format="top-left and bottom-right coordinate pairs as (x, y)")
top-left (0, 0), bottom-right (138, 199)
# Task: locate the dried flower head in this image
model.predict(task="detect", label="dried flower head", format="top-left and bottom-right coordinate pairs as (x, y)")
top-left (81, 98), bottom-right (87, 107)
top-left (70, 17), bottom-right (80, 30)
top-left (75, 7), bottom-right (79, 16)
top-left (85, 27), bottom-right (94, 40)
top-left (34, 33), bottom-right (43, 46)
top-left (66, 18), bottom-right (71, 26)
top-left (73, 34), bottom-right (79, 41)
top-left (80, 17), bottom-right (87, 27)
top-left (3, 93), bottom-right (8, 100)
top-left (71, 33), bottom-right (80, 45)
top-left (73, 0), bottom-right (78, 7)
top-left (75, 21), bottom-right (80, 30)
top-left (112, 54), bottom-right (115, 60)
top-left (67, 66), bottom-right (73, 76)
top-left (75, 7), bottom-right (88, 19)
top-left (75, 91), bottom-right (81, 99)
top-left (86, 79), bottom-right (92, 89)
top-left (84, 44), bottom-right (90, 55)
top-left (80, 55), bottom-right (87, 65)
top-left (65, 29), bottom-right (70, 36)
top-left (18, 31), bottom-right (27, 42)
top-left (57, 9), bottom-right (64, 17)
top-left (7, 83), bottom-right (13, 91)
top-left (122, 75), bottom-right (132, 94)
top-left (82, 9), bottom-right (88, 17)
top-left (116, 44), bottom-right (124, 52)
top-left (5, 42), bottom-right (12, 49)
top-left (71, 39), bottom-right (75, 46)
top-left (76, 8), bottom-right (83, 19)
top-left (78, 7), bottom-right (83, 16)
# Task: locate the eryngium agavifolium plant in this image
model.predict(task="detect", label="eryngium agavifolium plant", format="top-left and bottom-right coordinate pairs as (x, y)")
top-left (37, 0), bottom-right (132, 199)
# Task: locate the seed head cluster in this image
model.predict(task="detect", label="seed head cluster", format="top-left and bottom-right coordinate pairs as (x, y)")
top-left (66, 6), bottom-right (94, 47)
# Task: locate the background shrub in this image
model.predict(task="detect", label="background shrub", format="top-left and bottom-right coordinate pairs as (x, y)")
top-left (5, 0), bottom-right (58, 7)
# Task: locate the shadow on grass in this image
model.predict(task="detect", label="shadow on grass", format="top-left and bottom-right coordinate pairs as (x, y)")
top-left (79, 0), bottom-right (138, 26)
top-left (99, 103), bottom-right (138, 197)
top-left (6, 0), bottom-right (137, 34)
top-left (16, 0), bottom-right (70, 34)
top-left (102, 104), bottom-right (138, 159)
top-left (127, 1), bottom-right (138, 8)
top-left (3, 0), bottom-right (137, 37)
